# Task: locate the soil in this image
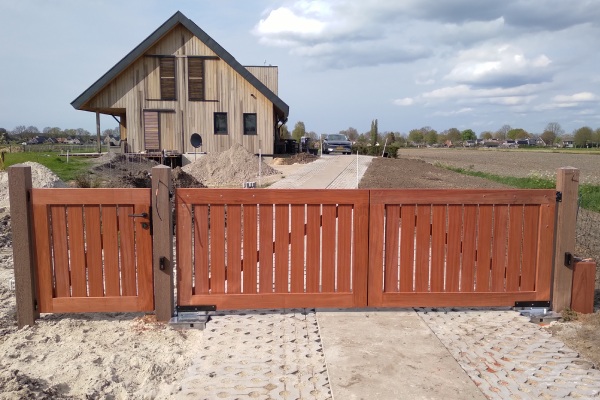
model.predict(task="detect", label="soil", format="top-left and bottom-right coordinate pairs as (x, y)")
top-left (272, 153), bottom-right (319, 166)
top-left (360, 155), bottom-right (600, 369)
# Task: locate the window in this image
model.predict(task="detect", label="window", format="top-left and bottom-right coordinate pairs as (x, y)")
top-left (214, 112), bottom-right (228, 135)
top-left (243, 113), bottom-right (257, 135)
top-left (188, 58), bottom-right (205, 101)
top-left (159, 57), bottom-right (176, 100)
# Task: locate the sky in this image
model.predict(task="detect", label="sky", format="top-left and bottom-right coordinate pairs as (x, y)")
top-left (1, 0), bottom-right (599, 136)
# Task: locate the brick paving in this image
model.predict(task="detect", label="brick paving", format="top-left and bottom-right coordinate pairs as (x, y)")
top-left (418, 308), bottom-right (600, 399)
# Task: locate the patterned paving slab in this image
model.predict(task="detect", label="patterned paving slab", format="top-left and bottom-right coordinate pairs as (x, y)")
top-left (177, 309), bottom-right (332, 400)
top-left (418, 308), bottom-right (600, 399)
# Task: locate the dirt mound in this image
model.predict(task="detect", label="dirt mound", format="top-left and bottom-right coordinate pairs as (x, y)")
top-left (273, 153), bottom-right (319, 165)
top-left (182, 143), bottom-right (280, 187)
top-left (172, 167), bottom-right (205, 189)
top-left (0, 162), bottom-right (66, 210)
top-left (0, 214), bottom-right (11, 249)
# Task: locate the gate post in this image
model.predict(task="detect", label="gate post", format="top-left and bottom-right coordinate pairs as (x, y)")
top-left (152, 165), bottom-right (174, 321)
top-left (8, 165), bottom-right (39, 327)
top-left (552, 167), bottom-right (579, 312)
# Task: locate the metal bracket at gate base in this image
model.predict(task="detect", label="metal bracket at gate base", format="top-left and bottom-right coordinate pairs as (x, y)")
top-left (564, 252), bottom-right (580, 269)
top-left (514, 301), bottom-right (551, 308)
top-left (177, 305), bottom-right (216, 312)
top-left (556, 191), bottom-right (562, 202)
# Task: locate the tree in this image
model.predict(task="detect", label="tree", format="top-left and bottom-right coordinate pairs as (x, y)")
top-left (408, 129), bottom-right (424, 145)
top-left (423, 130), bottom-right (438, 145)
top-left (291, 121), bottom-right (306, 142)
top-left (507, 128), bottom-right (529, 140)
top-left (573, 126), bottom-right (593, 147)
top-left (544, 122), bottom-right (564, 137)
top-left (540, 130), bottom-right (557, 146)
top-left (279, 124), bottom-right (290, 139)
top-left (494, 124), bottom-right (511, 140)
top-left (443, 128), bottom-right (462, 143)
top-left (339, 127), bottom-right (359, 142)
top-left (594, 128), bottom-right (600, 146)
top-left (12, 125), bottom-right (27, 136)
top-left (369, 119), bottom-right (379, 146)
top-left (26, 126), bottom-right (40, 134)
top-left (461, 129), bottom-right (477, 141)
top-left (480, 131), bottom-right (493, 140)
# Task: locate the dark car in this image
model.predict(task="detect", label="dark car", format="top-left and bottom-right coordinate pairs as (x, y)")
top-left (322, 134), bottom-right (352, 154)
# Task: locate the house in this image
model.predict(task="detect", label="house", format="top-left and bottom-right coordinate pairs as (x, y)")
top-left (561, 135), bottom-right (574, 148)
top-left (104, 135), bottom-right (121, 147)
top-left (71, 11), bottom-right (289, 159)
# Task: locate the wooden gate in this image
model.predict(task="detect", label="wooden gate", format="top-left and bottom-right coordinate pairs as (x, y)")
top-left (31, 188), bottom-right (153, 313)
top-left (176, 189), bottom-right (370, 309)
top-left (368, 189), bottom-right (556, 307)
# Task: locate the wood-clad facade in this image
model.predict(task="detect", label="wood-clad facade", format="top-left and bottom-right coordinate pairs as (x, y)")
top-left (72, 12), bottom-right (289, 155)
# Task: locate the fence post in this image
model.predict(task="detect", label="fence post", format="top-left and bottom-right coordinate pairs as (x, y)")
top-left (552, 167), bottom-right (580, 312)
top-left (152, 165), bottom-right (174, 321)
top-left (8, 165), bottom-right (39, 327)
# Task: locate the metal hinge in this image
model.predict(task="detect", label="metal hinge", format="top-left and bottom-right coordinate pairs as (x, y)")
top-left (564, 252), bottom-right (581, 269)
top-left (556, 191), bottom-right (562, 202)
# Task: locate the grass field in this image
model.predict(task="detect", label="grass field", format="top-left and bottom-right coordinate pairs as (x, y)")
top-left (1, 152), bottom-right (92, 181)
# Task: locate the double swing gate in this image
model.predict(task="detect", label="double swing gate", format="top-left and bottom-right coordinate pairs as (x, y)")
top-left (27, 186), bottom-right (555, 314)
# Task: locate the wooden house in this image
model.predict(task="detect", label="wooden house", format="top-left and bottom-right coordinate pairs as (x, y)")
top-left (71, 11), bottom-right (289, 158)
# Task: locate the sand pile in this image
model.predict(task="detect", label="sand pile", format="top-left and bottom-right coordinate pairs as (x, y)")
top-left (0, 162), bottom-right (66, 210)
top-left (182, 143), bottom-right (280, 187)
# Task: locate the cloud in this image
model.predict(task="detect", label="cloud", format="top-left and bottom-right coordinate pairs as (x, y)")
top-left (445, 45), bottom-right (552, 88)
top-left (552, 92), bottom-right (598, 102)
top-left (433, 108), bottom-right (473, 116)
top-left (393, 98), bottom-right (415, 106)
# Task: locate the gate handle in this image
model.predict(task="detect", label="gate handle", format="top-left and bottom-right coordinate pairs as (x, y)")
top-left (128, 212), bottom-right (148, 218)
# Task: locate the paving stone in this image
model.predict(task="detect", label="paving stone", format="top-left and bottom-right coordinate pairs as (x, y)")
top-left (418, 308), bottom-right (600, 399)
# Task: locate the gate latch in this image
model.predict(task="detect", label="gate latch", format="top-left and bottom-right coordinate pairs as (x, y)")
top-left (564, 252), bottom-right (580, 269)
top-left (128, 212), bottom-right (149, 218)
top-left (556, 191), bottom-right (562, 202)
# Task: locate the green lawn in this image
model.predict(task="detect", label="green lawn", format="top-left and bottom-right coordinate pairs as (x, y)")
top-left (444, 165), bottom-right (600, 213)
top-left (2, 152), bottom-right (92, 181)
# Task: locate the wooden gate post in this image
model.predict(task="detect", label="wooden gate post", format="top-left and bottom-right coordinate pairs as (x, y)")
top-left (152, 165), bottom-right (174, 321)
top-left (8, 165), bottom-right (39, 327)
top-left (552, 167), bottom-right (580, 312)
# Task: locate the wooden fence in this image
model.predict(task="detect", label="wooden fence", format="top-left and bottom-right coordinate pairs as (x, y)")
top-left (368, 189), bottom-right (556, 307)
top-left (176, 189), bottom-right (370, 309)
top-left (30, 188), bottom-right (153, 313)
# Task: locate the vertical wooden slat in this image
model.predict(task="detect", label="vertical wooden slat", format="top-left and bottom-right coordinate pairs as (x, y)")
top-left (491, 205), bottom-right (509, 292)
top-left (102, 205), bottom-right (120, 297)
top-left (243, 204), bottom-right (258, 294)
top-left (321, 204), bottom-right (336, 292)
top-left (290, 204), bottom-right (305, 293)
top-left (118, 205), bottom-right (136, 296)
top-left (430, 205), bottom-right (446, 292)
top-left (520, 205), bottom-right (539, 291)
top-left (227, 205), bottom-right (242, 294)
top-left (336, 205), bottom-right (352, 293)
top-left (68, 206), bottom-right (87, 297)
top-left (259, 204), bottom-right (274, 293)
top-left (461, 205), bottom-right (477, 292)
top-left (368, 203), bottom-right (385, 304)
top-left (211, 204), bottom-right (226, 294)
top-left (399, 205), bottom-right (416, 292)
top-left (84, 206), bottom-right (103, 297)
top-left (134, 203), bottom-right (153, 310)
top-left (415, 205), bottom-right (431, 292)
top-left (306, 204), bottom-right (321, 293)
top-left (506, 205), bottom-right (524, 292)
top-left (176, 201), bottom-right (192, 303)
top-left (476, 205), bottom-right (493, 292)
top-left (384, 205), bottom-right (400, 292)
top-left (193, 204), bottom-right (209, 294)
top-left (274, 204), bottom-right (289, 293)
top-left (353, 199), bottom-right (370, 307)
top-left (535, 202), bottom-right (555, 300)
top-left (32, 203), bottom-right (53, 312)
top-left (51, 206), bottom-right (70, 298)
top-left (446, 205), bottom-right (462, 292)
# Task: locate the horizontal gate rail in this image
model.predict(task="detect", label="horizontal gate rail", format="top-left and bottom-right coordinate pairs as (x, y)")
top-left (31, 188), bottom-right (153, 313)
top-left (368, 189), bottom-right (556, 307)
top-left (176, 189), bottom-right (370, 309)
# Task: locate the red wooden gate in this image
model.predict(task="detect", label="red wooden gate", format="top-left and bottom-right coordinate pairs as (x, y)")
top-left (31, 188), bottom-right (153, 313)
top-left (176, 189), bottom-right (370, 309)
top-left (368, 189), bottom-right (556, 307)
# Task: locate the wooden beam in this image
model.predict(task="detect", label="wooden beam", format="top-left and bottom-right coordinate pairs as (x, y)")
top-left (96, 112), bottom-right (101, 154)
top-left (152, 166), bottom-right (174, 321)
top-left (552, 167), bottom-right (579, 312)
top-left (8, 165), bottom-right (39, 327)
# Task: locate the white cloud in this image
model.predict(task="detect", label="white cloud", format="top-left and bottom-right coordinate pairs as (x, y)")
top-left (445, 45), bottom-right (552, 87)
top-left (552, 92), bottom-right (598, 102)
top-left (393, 98), bottom-right (415, 106)
top-left (433, 108), bottom-right (473, 116)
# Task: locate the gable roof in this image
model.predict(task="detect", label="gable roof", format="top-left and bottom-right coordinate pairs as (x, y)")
top-left (71, 11), bottom-right (289, 119)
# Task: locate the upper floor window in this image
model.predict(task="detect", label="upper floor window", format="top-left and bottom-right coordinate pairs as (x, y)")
top-left (188, 58), bottom-right (205, 101)
top-left (159, 57), bottom-right (176, 100)
top-left (214, 112), bottom-right (228, 135)
top-left (243, 113), bottom-right (257, 135)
